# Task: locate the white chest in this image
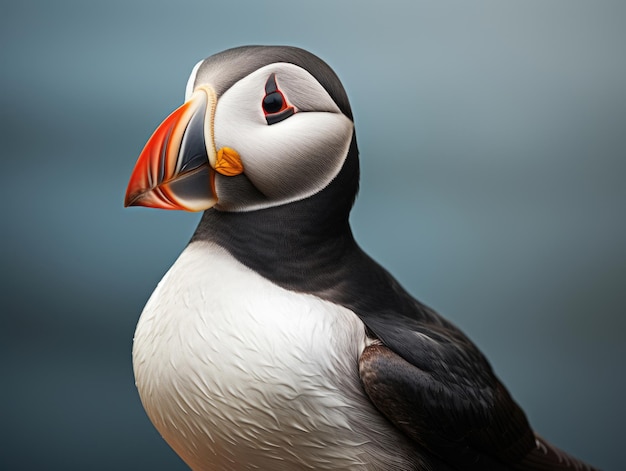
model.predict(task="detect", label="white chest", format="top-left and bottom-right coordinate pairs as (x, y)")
top-left (132, 241), bottom-right (419, 470)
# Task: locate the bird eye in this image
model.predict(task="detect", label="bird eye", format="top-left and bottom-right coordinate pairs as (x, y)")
top-left (263, 73), bottom-right (295, 125)
top-left (263, 91), bottom-right (286, 114)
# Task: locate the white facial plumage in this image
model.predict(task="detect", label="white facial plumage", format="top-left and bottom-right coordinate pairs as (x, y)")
top-left (190, 62), bottom-right (354, 212)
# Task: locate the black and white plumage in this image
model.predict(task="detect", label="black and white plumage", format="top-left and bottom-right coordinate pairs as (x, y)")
top-left (125, 46), bottom-right (598, 471)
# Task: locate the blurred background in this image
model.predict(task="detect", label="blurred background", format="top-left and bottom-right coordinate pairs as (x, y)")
top-left (2, 1), bottom-right (624, 469)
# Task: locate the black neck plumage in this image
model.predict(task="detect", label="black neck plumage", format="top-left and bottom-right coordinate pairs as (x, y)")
top-left (191, 135), bottom-right (361, 293)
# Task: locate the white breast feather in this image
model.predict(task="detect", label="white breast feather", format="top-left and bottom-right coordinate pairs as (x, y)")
top-left (133, 241), bottom-right (422, 470)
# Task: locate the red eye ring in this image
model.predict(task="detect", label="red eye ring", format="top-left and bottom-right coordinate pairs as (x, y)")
top-left (262, 73), bottom-right (295, 125)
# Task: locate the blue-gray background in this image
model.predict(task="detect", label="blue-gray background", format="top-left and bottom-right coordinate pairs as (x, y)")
top-left (2, 1), bottom-right (624, 470)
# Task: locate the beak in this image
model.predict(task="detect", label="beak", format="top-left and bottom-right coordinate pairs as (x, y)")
top-left (124, 86), bottom-right (243, 211)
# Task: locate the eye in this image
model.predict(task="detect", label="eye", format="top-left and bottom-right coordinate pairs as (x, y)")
top-left (263, 91), bottom-right (286, 114)
top-left (262, 73), bottom-right (295, 125)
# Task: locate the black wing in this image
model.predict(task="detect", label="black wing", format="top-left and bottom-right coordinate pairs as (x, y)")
top-left (359, 342), bottom-right (597, 470)
top-left (346, 253), bottom-right (599, 470)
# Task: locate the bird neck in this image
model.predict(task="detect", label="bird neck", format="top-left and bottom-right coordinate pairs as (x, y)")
top-left (191, 135), bottom-right (360, 291)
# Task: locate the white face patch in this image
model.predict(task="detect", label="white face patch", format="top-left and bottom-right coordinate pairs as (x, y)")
top-left (209, 63), bottom-right (354, 211)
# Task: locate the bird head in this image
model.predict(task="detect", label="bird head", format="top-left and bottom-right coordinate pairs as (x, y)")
top-left (124, 46), bottom-right (356, 213)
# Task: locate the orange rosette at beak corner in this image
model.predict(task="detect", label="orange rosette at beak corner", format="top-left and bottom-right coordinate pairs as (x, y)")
top-left (124, 86), bottom-right (244, 212)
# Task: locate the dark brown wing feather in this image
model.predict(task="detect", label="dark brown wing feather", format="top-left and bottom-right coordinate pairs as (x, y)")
top-left (513, 436), bottom-right (599, 471)
top-left (359, 344), bottom-right (599, 471)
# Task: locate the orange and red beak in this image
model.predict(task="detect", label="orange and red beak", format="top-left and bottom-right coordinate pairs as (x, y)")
top-left (124, 85), bottom-right (243, 211)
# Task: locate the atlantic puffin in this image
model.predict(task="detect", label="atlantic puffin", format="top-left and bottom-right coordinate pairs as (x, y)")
top-left (125, 45), bottom-right (598, 471)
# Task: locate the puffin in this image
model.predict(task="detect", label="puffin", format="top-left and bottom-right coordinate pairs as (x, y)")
top-left (125, 46), bottom-right (598, 471)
